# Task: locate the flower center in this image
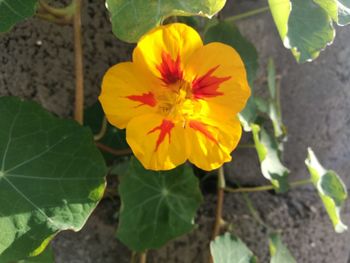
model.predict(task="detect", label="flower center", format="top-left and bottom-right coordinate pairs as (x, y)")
top-left (157, 80), bottom-right (200, 123)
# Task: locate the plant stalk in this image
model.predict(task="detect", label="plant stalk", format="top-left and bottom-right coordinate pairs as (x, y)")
top-left (94, 117), bottom-right (108, 141)
top-left (212, 166), bottom-right (225, 239)
top-left (73, 0), bottom-right (84, 124)
top-left (139, 252), bottom-right (147, 263)
top-left (224, 178), bottom-right (312, 193)
top-left (95, 142), bottom-right (133, 156)
top-left (225, 6), bottom-right (270, 23)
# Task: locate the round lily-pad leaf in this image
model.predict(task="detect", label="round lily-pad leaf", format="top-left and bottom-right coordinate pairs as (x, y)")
top-left (117, 158), bottom-right (203, 251)
top-left (210, 232), bottom-right (257, 263)
top-left (0, 0), bottom-right (38, 33)
top-left (106, 0), bottom-right (226, 43)
top-left (0, 97), bottom-right (107, 262)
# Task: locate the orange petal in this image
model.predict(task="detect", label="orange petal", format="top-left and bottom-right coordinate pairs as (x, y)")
top-left (99, 62), bottom-right (158, 129)
top-left (133, 23), bottom-right (203, 86)
top-left (185, 117), bottom-right (242, 171)
top-left (185, 42), bottom-right (251, 119)
top-left (126, 114), bottom-right (188, 170)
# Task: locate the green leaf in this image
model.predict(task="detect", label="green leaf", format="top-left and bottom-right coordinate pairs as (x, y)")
top-left (210, 232), bottom-right (257, 263)
top-left (0, 97), bottom-right (107, 262)
top-left (314, 0), bottom-right (350, 25)
top-left (0, 0), bottom-right (38, 33)
top-left (239, 97), bottom-right (258, 132)
top-left (269, 0), bottom-right (335, 62)
top-left (117, 158), bottom-right (203, 251)
top-left (106, 0), bottom-right (226, 43)
top-left (305, 148), bottom-right (348, 233)
top-left (269, 233), bottom-right (296, 263)
top-left (17, 246), bottom-right (54, 263)
top-left (251, 124), bottom-right (289, 192)
top-left (204, 21), bottom-right (258, 86)
top-left (269, 103), bottom-right (284, 138)
top-left (84, 102), bottom-right (128, 162)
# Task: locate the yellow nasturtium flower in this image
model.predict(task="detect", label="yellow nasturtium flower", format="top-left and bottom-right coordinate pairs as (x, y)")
top-left (99, 23), bottom-right (251, 171)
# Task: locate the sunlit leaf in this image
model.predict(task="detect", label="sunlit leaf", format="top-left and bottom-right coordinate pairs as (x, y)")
top-left (239, 97), bottom-right (258, 132)
top-left (314, 0), bottom-right (350, 25)
top-left (269, 233), bottom-right (296, 263)
top-left (106, 0), bottom-right (226, 43)
top-left (17, 246), bottom-right (54, 263)
top-left (305, 148), bottom-right (348, 233)
top-left (210, 232), bottom-right (257, 263)
top-left (117, 158), bottom-right (203, 251)
top-left (0, 97), bottom-right (107, 262)
top-left (269, 0), bottom-right (335, 62)
top-left (0, 0), bottom-right (38, 33)
top-left (251, 124), bottom-right (289, 192)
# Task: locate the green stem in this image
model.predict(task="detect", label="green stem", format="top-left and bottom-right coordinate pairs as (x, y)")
top-left (237, 143), bottom-right (255, 149)
top-left (212, 166), bottom-right (225, 239)
top-left (224, 178), bottom-right (312, 193)
top-left (38, 0), bottom-right (75, 17)
top-left (139, 252), bottom-right (147, 263)
top-left (94, 116), bottom-right (108, 141)
top-left (242, 193), bottom-right (273, 230)
top-left (225, 6), bottom-right (270, 23)
top-left (36, 0), bottom-right (75, 25)
top-left (130, 252), bottom-right (137, 263)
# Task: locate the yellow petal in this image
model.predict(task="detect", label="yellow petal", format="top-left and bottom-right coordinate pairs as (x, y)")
top-left (99, 62), bottom-right (158, 129)
top-left (185, 42), bottom-right (251, 119)
top-left (126, 114), bottom-right (188, 170)
top-left (185, 117), bottom-right (242, 171)
top-left (133, 23), bottom-right (203, 86)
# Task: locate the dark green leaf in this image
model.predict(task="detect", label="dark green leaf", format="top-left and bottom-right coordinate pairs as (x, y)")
top-left (84, 102), bottom-right (128, 162)
top-left (117, 158), bottom-right (203, 251)
top-left (0, 0), bottom-right (38, 33)
top-left (204, 21), bottom-right (258, 86)
top-left (269, 0), bottom-right (335, 62)
top-left (210, 232), bottom-right (257, 263)
top-left (106, 0), bottom-right (226, 43)
top-left (251, 124), bottom-right (289, 192)
top-left (0, 97), bottom-right (107, 262)
top-left (269, 233), bottom-right (296, 263)
top-left (305, 148), bottom-right (348, 232)
top-left (17, 246), bottom-right (54, 263)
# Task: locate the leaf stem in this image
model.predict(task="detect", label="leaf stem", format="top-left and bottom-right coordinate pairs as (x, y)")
top-left (139, 252), bottom-right (147, 263)
top-left (242, 193), bottom-right (273, 230)
top-left (130, 252), bottom-right (137, 263)
top-left (212, 166), bottom-right (225, 240)
top-left (95, 142), bottom-right (133, 156)
top-left (237, 143), bottom-right (255, 149)
top-left (224, 178), bottom-right (312, 193)
top-left (73, 0), bottom-right (84, 124)
top-left (225, 6), bottom-right (270, 23)
top-left (36, 0), bottom-right (75, 25)
top-left (94, 117), bottom-right (108, 141)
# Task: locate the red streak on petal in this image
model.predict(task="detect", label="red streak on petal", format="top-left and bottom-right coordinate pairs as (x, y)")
top-left (192, 65), bottom-right (231, 99)
top-left (156, 51), bottom-right (183, 85)
top-left (126, 92), bottom-right (157, 107)
top-left (148, 119), bottom-right (175, 151)
top-left (189, 120), bottom-right (218, 144)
